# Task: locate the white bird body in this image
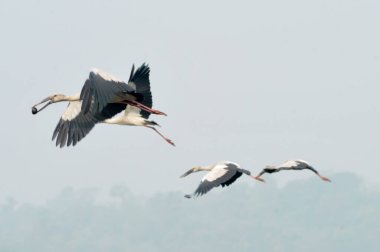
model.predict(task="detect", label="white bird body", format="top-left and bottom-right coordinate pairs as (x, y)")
top-left (103, 107), bottom-right (153, 126)
top-left (201, 164), bottom-right (230, 182)
top-left (279, 159), bottom-right (310, 170)
top-left (100, 104), bottom-right (174, 145)
top-left (254, 159), bottom-right (331, 182)
top-left (200, 161), bottom-right (240, 182)
top-left (104, 116), bottom-right (146, 126)
top-left (180, 161), bottom-right (258, 198)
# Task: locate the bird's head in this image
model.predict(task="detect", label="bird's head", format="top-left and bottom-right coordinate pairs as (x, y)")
top-left (32, 94), bottom-right (66, 114)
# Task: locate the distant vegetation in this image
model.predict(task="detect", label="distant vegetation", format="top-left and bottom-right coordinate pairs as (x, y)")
top-left (0, 173), bottom-right (379, 252)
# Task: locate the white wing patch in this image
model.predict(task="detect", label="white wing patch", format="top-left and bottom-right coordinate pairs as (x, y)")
top-left (281, 160), bottom-right (309, 169)
top-left (281, 160), bottom-right (298, 168)
top-left (201, 164), bottom-right (229, 182)
top-left (91, 68), bottom-right (123, 82)
top-left (124, 105), bottom-right (141, 116)
top-left (62, 101), bottom-right (82, 121)
top-left (128, 81), bottom-right (137, 90)
top-left (222, 161), bottom-right (240, 168)
top-left (295, 159), bottom-right (310, 165)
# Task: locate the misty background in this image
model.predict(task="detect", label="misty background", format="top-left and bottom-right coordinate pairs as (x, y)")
top-left (1, 173), bottom-right (379, 252)
top-left (0, 0), bottom-right (379, 250)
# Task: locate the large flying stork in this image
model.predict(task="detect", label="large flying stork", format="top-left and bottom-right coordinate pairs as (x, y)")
top-left (180, 161), bottom-right (262, 198)
top-left (32, 65), bottom-right (165, 116)
top-left (32, 64), bottom-right (174, 147)
top-left (254, 159), bottom-right (331, 182)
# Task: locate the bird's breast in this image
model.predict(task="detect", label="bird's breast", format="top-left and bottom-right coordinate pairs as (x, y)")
top-left (122, 116), bottom-right (146, 126)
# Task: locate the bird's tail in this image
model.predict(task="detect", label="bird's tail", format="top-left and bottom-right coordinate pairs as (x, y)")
top-left (184, 194), bottom-right (193, 199)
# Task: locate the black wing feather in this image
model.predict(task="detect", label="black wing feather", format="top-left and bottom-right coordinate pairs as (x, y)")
top-left (220, 171), bottom-right (242, 187)
top-left (80, 70), bottom-right (135, 115)
top-left (128, 63), bottom-right (152, 119)
top-left (52, 103), bottom-right (126, 147)
top-left (194, 181), bottom-right (215, 197)
top-left (193, 164), bottom-right (240, 197)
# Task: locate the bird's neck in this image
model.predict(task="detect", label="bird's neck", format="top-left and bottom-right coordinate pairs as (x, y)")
top-left (65, 93), bottom-right (80, 101)
top-left (196, 165), bottom-right (213, 172)
top-left (57, 93), bottom-right (80, 102)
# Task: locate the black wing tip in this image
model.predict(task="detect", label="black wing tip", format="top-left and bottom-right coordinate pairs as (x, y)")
top-left (129, 63), bottom-right (150, 81)
top-left (220, 171), bottom-right (243, 187)
top-left (52, 119), bottom-right (82, 148)
top-left (80, 79), bottom-right (93, 114)
top-left (140, 63), bottom-right (150, 73)
top-left (140, 62), bottom-right (149, 68)
top-left (128, 64), bottom-right (135, 82)
top-left (133, 64), bottom-right (150, 79)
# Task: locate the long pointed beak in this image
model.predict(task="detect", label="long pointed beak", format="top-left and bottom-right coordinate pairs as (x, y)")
top-left (180, 169), bottom-right (194, 178)
top-left (251, 175), bottom-right (265, 183)
top-left (32, 96), bottom-right (53, 114)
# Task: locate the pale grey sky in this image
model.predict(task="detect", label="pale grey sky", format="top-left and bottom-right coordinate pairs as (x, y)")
top-left (0, 0), bottom-right (379, 203)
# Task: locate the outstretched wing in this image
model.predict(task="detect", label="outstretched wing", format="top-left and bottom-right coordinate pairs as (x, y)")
top-left (80, 68), bottom-right (135, 115)
top-left (127, 63), bottom-right (152, 119)
top-left (220, 171), bottom-right (242, 187)
top-left (52, 101), bottom-right (126, 147)
top-left (277, 159), bottom-right (321, 175)
top-left (279, 160), bottom-right (302, 170)
top-left (193, 163), bottom-right (240, 197)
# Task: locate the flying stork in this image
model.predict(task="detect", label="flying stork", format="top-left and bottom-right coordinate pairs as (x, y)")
top-left (32, 65), bottom-right (166, 116)
top-left (32, 64), bottom-right (174, 147)
top-left (254, 159), bottom-right (331, 182)
top-left (180, 161), bottom-right (262, 198)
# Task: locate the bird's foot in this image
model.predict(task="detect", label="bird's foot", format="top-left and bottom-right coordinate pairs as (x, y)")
top-left (320, 175), bottom-right (331, 182)
top-left (253, 176), bottom-right (265, 183)
top-left (165, 138), bottom-right (176, 146)
top-left (150, 109), bottom-right (167, 116)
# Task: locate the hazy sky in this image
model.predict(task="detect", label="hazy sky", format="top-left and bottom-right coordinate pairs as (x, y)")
top-left (1, 173), bottom-right (379, 252)
top-left (0, 0), bottom-right (379, 203)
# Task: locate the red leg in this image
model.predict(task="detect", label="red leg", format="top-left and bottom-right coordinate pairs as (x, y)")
top-left (319, 175), bottom-right (331, 182)
top-left (145, 126), bottom-right (175, 146)
top-left (251, 175), bottom-right (265, 183)
top-left (124, 101), bottom-right (167, 116)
